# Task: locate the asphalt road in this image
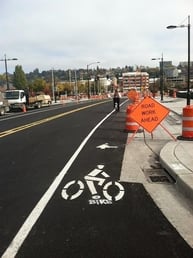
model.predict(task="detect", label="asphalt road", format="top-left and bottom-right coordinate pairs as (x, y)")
top-left (0, 100), bottom-right (192, 258)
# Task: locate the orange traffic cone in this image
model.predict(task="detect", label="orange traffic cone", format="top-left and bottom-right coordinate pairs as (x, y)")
top-left (22, 104), bottom-right (27, 112)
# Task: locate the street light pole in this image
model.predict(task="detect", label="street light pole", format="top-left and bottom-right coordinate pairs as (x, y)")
top-left (167, 16), bottom-right (193, 140)
top-left (51, 68), bottom-right (55, 102)
top-left (167, 15), bottom-right (191, 106)
top-left (87, 62), bottom-right (100, 99)
top-left (151, 54), bottom-right (164, 101)
top-left (188, 15), bottom-right (191, 105)
top-left (74, 69), bottom-right (78, 100)
top-left (160, 53), bottom-right (164, 101)
top-left (5, 57), bottom-right (9, 90)
top-left (0, 54), bottom-right (18, 90)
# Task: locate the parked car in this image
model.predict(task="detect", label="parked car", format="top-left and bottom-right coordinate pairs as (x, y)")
top-left (0, 91), bottom-right (10, 115)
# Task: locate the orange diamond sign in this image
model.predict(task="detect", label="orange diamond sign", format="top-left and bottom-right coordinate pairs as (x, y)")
top-left (129, 97), bottom-right (170, 133)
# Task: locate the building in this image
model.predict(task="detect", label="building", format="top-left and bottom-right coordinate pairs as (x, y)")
top-left (178, 61), bottom-right (193, 88)
top-left (122, 72), bottom-right (149, 92)
top-left (162, 61), bottom-right (179, 78)
top-left (162, 61), bottom-right (193, 89)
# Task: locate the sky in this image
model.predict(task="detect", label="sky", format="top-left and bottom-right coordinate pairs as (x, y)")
top-left (0, 0), bottom-right (192, 73)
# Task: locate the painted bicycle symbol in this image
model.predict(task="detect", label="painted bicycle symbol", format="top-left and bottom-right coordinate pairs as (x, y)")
top-left (61, 165), bottom-right (125, 203)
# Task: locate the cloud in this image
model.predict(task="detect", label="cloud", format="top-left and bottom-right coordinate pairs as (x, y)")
top-left (0, 0), bottom-right (192, 73)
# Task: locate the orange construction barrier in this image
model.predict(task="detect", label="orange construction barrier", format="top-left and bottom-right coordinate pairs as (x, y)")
top-left (181, 105), bottom-right (193, 139)
top-left (22, 104), bottom-right (27, 113)
top-left (127, 90), bottom-right (138, 102)
top-left (60, 95), bottom-right (65, 105)
top-left (125, 104), bottom-right (139, 132)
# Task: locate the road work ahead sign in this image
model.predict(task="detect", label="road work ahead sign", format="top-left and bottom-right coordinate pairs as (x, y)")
top-left (129, 97), bottom-right (170, 133)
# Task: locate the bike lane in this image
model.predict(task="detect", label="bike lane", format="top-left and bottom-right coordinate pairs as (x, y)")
top-left (8, 109), bottom-right (193, 258)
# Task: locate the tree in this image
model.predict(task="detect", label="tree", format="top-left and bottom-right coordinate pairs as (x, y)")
top-left (0, 74), bottom-right (6, 85)
top-left (31, 78), bottom-right (47, 92)
top-left (13, 65), bottom-right (27, 89)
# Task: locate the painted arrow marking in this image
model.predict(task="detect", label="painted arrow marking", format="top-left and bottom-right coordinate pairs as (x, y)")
top-left (96, 143), bottom-right (118, 150)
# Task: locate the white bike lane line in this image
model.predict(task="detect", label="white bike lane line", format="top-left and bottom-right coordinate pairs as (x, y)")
top-left (2, 103), bottom-right (125, 258)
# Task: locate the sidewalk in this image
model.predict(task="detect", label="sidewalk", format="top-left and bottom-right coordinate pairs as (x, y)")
top-left (120, 96), bottom-right (193, 247)
top-left (159, 97), bottom-right (193, 200)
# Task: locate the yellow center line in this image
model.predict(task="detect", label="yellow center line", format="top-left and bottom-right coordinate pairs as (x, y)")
top-left (0, 101), bottom-right (108, 138)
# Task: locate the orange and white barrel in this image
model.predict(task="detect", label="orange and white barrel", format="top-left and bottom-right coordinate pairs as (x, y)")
top-left (182, 105), bottom-right (193, 138)
top-left (125, 104), bottom-right (139, 132)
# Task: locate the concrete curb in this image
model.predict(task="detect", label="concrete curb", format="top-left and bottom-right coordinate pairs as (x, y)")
top-left (160, 141), bottom-right (193, 201)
